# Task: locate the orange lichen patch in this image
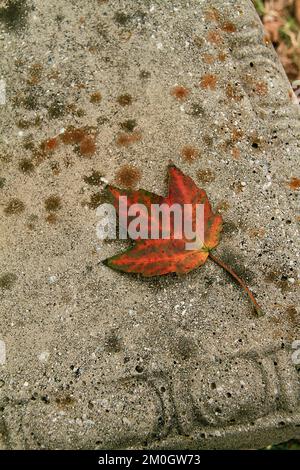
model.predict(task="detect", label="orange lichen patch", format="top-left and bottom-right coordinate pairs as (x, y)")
top-left (115, 165), bottom-right (141, 189)
top-left (74, 82), bottom-right (86, 90)
top-left (207, 30), bottom-right (223, 45)
top-left (117, 94), bottom-right (133, 106)
top-left (46, 213), bottom-right (58, 224)
top-left (171, 85), bottom-right (189, 101)
top-left (45, 195), bottom-right (62, 212)
top-left (218, 52), bottom-right (227, 62)
top-left (60, 127), bottom-right (86, 145)
top-left (225, 83), bottom-right (243, 101)
top-left (286, 306), bottom-right (299, 326)
top-left (200, 74), bottom-right (217, 90)
top-left (38, 125), bottom-right (94, 164)
top-left (197, 169), bottom-right (215, 183)
top-left (216, 200), bottom-right (230, 213)
top-left (205, 8), bottom-right (220, 21)
top-left (231, 147), bottom-right (241, 160)
top-left (79, 136), bottom-right (96, 157)
top-left (202, 54), bottom-right (215, 64)
top-left (219, 138), bottom-right (235, 154)
top-left (254, 81), bottom-right (268, 96)
top-left (231, 128), bottom-right (244, 142)
top-left (248, 228), bottom-right (265, 239)
top-left (116, 131), bottom-right (142, 147)
top-left (231, 181), bottom-right (245, 194)
top-left (27, 63), bottom-right (43, 86)
top-left (289, 177), bottom-right (300, 190)
top-left (47, 69), bottom-right (60, 80)
top-left (55, 395), bottom-right (76, 409)
top-left (41, 137), bottom-right (60, 153)
top-left (242, 73), bottom-right (255, 87)
top-left (180, 145), bottom-right (199, 163)
top-left (221, 22), bottom-right (236, 33)
top-left (90, 91), bottom-right (102, 103)
top-left (4, 199), bottom-right (25, 215)
top-left (88, 45), bottom-right (98, 54)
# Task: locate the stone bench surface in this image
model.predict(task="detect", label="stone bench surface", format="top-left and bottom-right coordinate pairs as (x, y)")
top-left (0, 0), bottom-right (299, 449)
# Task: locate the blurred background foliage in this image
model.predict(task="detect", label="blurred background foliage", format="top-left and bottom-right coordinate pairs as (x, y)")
top-left (253, 0), bottom-right (300, 81)
top-left (253, 0), bottom-right (300, 451)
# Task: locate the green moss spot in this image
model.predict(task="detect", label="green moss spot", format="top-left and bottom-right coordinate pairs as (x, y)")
top-left (105, 330), bottom-right (122, 353)
top-left (139, 70), bottom-right (151, 79)
top-left (0, 272), bottom-right (17, 290)
top-left (88, 193), bottom-right (105, 209)
top-left (23, 138), bottom-right (35, 151)
top-left (17, 119), bottom-right (30, 129)
top-left (83, 170), bottom-right (102, 186)
top-left (189, 103), bottom-right (204, 117)
top-left (19, 158), bottom-right (34, 174)
top-left (4, 198), bottom-right (25, 215)
top-left (22, 90), bottom-right (39, 110)
top-left (117, 94), bottom-right (132, 106)
top-left (45, 195), bottom-right (62, 212)
top-left (47, 99), bottom-right (65, 119)
top-left (114, 11), bottom-right (130, 26)
top-left (0, 0), bottom-right (29, 31)
top-left (120, 119), bottom-right (137, 132)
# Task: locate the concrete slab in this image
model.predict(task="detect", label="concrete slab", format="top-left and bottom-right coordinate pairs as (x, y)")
top-left (0, 0), bottom-right (299, 449)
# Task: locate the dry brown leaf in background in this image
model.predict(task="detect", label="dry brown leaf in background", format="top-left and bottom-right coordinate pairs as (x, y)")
top-left (277, 42), bottom-right (299, 79)
top-left (257, 0), bottom-right (300, 81)
top-left (295, 0), bottom-right (300, 23)
top-left (263, 14), bottom-right (284, 42)
top-left (263, 1), bottom-right (285, 43)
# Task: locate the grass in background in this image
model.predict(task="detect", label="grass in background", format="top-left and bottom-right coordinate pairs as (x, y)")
top-left (266, 440), bottom-right (300, 450)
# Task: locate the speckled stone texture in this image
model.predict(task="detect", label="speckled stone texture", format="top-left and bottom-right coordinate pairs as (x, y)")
top-left (0, 0), bottom-right (299, 450)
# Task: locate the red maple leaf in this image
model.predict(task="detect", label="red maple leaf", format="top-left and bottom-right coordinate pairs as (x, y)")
top-left (103, 164), bottom-right (263, 316)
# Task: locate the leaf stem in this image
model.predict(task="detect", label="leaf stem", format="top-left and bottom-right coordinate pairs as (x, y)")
top-left (208, 252), bottom-right (264, 317)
